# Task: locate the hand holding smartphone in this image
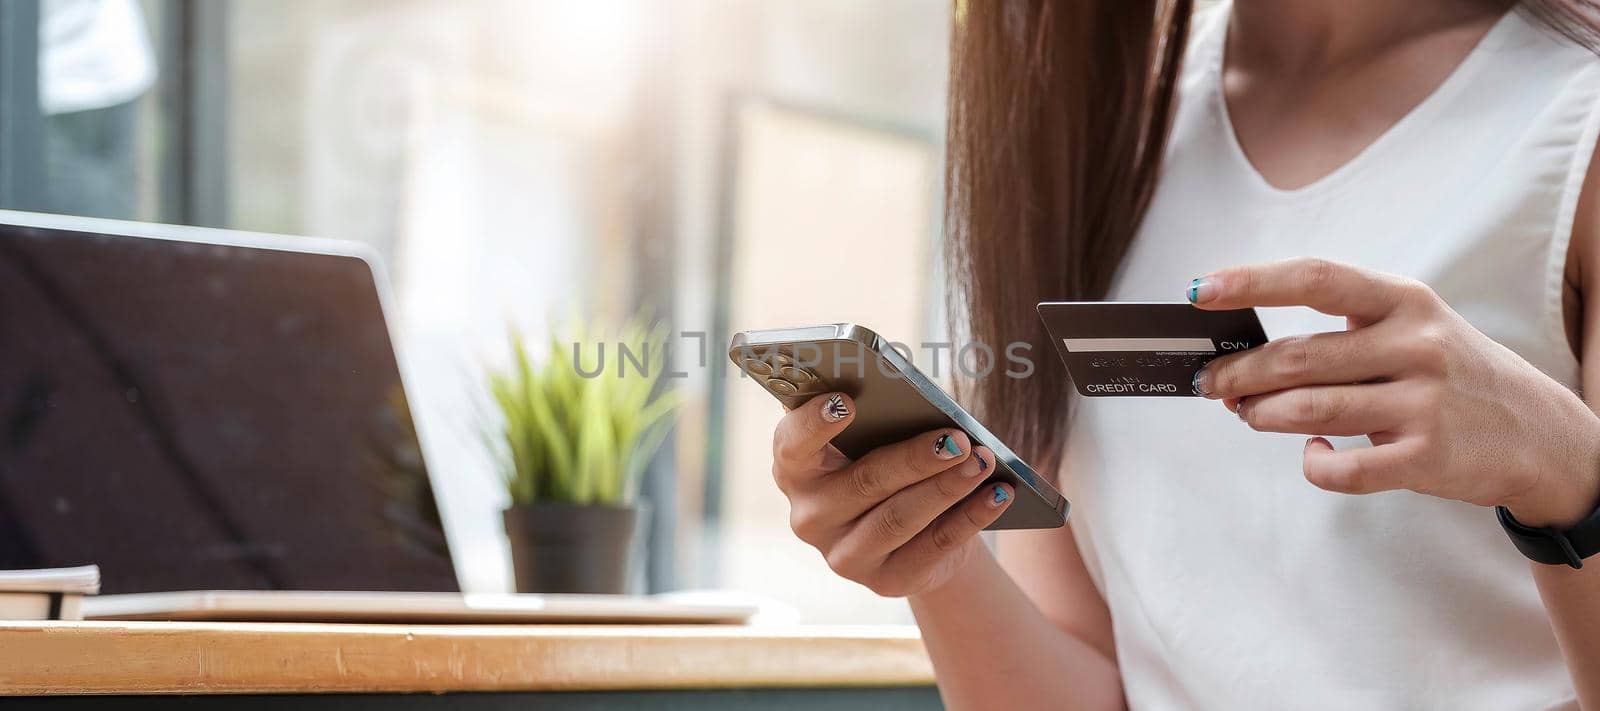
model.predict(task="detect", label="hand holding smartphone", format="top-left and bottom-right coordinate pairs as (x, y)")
top-left (730, 324), bottom-right (1068, 531)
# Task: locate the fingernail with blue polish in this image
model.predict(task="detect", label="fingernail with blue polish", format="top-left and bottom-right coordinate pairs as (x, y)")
top-left (1187, 277), bottom-right (1211, 304)
top-left (934, 433), bottom-right (963, 459)
top-left (990, 485), bottom-right (1010, 507)
top-left (962, 452), bottom-right (987, 478)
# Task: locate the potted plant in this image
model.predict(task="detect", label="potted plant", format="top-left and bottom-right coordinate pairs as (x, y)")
top-left (486, 319), bottom-right (677, 594)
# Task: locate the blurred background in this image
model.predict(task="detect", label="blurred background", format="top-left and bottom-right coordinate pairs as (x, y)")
top-left (0, 0), bottom-right (951, 623)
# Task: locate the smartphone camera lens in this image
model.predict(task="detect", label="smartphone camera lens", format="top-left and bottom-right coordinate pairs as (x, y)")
top-left (776, 366), bottom-right (817, 384)
top-left (765, 378), bottom-right (799, 396)
top-left (741, 355), bottom-right (775, 377)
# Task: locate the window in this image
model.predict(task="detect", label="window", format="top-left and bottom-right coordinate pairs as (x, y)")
top-left (0, 0), bottom-right (953, 623)
top-left (0, 0), bottom-right (227, 225)
top-left (710, 99), bottom-right (940, 623)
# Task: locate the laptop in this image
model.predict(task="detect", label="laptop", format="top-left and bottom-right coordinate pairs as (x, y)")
top-left (0, 211), bottom-right (753, 624)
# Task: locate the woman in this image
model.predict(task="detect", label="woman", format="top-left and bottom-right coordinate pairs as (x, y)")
top-left (770, 1), bottom-right (1600, 708)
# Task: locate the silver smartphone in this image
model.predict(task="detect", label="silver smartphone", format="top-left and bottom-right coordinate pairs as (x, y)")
top-left (728, 323), bottom-right (1068, 530)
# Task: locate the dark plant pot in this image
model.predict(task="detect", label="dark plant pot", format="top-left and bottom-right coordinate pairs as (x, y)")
top-left (503, 502), bottom-right (647, 594)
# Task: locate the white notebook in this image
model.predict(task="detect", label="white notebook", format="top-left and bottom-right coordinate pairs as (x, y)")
top-left (0, 565), bottom-right (101, 594)
top-left (0, 565), bottom-right (100, 621)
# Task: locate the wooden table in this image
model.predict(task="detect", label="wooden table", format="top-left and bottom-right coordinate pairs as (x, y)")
top-left (0, 621), bottom-right (940, 709)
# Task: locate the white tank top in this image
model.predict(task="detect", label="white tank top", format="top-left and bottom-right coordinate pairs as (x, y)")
top-left (1061, 6), bottom-right (1600, 709)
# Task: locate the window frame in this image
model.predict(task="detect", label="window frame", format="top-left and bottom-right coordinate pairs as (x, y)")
top-left (0, 0), bottom-right (229, 226)
top-left (0, 0), bottom-right (45, 211)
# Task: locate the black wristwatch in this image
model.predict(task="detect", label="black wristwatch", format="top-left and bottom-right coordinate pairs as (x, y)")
top-left (1496, 505), bottom-right (1600, 569)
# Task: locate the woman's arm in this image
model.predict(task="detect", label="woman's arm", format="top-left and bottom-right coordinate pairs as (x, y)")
top-left (1525, 150), bottom-right (1600, 708)
top-left (909, 529), bottom-right (1122, 711)
top-left (1530, 547), bottom-right (1600, 707)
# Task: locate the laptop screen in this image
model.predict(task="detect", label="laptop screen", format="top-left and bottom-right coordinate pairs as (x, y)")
top-left (0, 220), bottom-right (459, 594)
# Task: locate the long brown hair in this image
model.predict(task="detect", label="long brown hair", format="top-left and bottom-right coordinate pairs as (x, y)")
top-left (944, 0), bottom-right (1600, 478)
top-left (945, 1), bottom-right (1192, 477)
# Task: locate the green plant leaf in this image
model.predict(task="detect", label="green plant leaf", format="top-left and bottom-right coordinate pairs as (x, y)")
top-left (483, 312), bottom-right (679, 508)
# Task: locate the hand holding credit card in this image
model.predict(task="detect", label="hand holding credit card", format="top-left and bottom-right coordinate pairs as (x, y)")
top-left (1037, 302), bottom-right (1268, 396)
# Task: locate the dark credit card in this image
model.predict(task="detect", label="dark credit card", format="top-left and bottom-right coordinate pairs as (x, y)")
top-left (1037, 302), bottom-right (1268, 397)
